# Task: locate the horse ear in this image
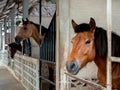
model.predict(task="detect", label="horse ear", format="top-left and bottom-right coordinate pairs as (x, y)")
top-left (71, 19), bottom-right (78, 30)
top-left (89, 17), bottom-right (96, 32)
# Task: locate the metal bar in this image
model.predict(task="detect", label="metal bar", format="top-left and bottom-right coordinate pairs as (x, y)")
top-left (110, 56), bottom-right (120, 63)
top-left (56, 6), bottom-right (60, 90)
top-left (40, 59), bottom-right (56, 65)
top-left (23, 0), bottom-right (28, 19)
top-left (65, 72), bottom-right (105, 90)
top-left (0, 23), bottom-right (2, 49)
top-left (40, 76), bottom-right (56, 86)
top-left (10, 9), bottom-right (16, 41)
top-left (106, 0), bottom-right (112, 89)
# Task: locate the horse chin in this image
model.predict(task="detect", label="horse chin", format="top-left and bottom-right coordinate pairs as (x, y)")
top-left (71, 67), bottom-right (80, 75)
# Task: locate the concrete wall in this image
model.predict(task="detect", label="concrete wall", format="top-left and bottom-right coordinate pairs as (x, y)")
top-left (112, 0), bottom-right (120, 35)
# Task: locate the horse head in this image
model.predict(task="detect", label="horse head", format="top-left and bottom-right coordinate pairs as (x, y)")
top-left (66, 18), bottom-right (96, 75)
top-left (15, 18), bottom-right (48, 45)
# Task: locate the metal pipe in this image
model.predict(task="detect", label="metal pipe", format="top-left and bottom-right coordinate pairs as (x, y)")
top-left (106, 0), bottom-right (112, 89)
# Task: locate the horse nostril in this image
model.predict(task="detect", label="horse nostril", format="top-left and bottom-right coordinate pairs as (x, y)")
top-left (66, 60), bottom-right (80, 75)
top-left (70, 61), bottom-right (76, 70)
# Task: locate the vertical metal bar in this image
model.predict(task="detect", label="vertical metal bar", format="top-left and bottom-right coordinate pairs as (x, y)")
top-left (0, 23), bottom-right (2, 49)
top-left (23, 0), bottom-right (28, 19)
top-left (39, 0), bottom-right (42, 90)
top-left (56, 1), bottom-right (60, 90)
top-left (52, 17), bottom-right (54, 62)
top-left (23, 0), bottom-right (31, 56)
top-left (107, 0), bottom-right (112, 89)
top-left (54, 14), bottom-right (56, 62)
top-left (10, 9), bottom-right (16, 42)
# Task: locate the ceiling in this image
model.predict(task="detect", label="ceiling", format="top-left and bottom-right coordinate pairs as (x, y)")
top-left (0, 0), bottom-right (39, 21)
top-left (0, 0), bottom-right (23, 20)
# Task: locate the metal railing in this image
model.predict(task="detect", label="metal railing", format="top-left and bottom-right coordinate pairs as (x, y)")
top-left (14, 54), bottom-right (39, 90)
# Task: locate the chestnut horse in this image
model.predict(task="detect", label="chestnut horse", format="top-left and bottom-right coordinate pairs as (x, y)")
top-left (66, 18), bottom-right (120, 89)
top-left (15, 18), bottom-right (47, 45)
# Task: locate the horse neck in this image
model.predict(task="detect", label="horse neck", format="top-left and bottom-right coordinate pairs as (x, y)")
top-left (32, 30), bottom-right (41, 45)
top-left (94, 55), bottom-right (106, 74)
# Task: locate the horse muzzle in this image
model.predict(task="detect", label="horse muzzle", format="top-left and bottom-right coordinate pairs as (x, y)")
top-left (66, 60), bottom-right (80, 75)
top-left (15, 36), bottom-right (22, 44)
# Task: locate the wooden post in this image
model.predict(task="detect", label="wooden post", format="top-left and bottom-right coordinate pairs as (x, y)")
top-left (59, 0), bottom-right (70, 90)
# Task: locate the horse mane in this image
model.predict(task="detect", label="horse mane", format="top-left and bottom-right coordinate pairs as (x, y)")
top-left (94, 27), bottom-right (108, 59)
top-left (23, 21), bottom-right (40, 32)
top-left (112, 32), bottom-right (120, 57)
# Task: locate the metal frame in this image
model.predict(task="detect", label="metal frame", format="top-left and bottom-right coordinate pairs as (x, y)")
top-left (106, 0), bottom-right (112, 89)
top-left (39, 11), bottom-right (56, 90)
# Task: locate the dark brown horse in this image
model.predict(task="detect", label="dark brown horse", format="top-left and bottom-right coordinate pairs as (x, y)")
top-left (15, 18), bottom-right (47, 45)
top-left (66, 18), bottom-right (120, 89)
top-left (8, 42), bottom-right (22, 58)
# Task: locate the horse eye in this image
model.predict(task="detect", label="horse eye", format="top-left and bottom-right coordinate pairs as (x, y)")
top-left (85, 39), bottom-right (91, 45)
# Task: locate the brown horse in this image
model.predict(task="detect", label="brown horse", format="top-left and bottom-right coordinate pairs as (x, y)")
top-left (15, 18), bottom-right (47, 45)
top-left (15, 18), bottom-right (55, 90)
top-left (66, 18), bottom-right (120, 89)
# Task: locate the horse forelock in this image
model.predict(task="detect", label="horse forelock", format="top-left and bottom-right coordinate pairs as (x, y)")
top-left (74, 23), bottom-right (90, 33)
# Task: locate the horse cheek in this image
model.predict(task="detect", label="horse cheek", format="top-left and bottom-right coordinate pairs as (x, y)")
top-left (88, 47), bottom-right (95, 61)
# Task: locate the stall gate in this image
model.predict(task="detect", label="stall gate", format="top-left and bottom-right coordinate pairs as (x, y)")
top-left (39, 12), bottom-right (56, 90)
top-left (13, 54), bottom-right (39, 90)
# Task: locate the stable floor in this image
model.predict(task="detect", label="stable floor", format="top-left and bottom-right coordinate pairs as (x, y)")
top-left (0, 50), bottom-right (25, 90)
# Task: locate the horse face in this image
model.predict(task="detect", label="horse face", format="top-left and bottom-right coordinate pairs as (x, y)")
top-left (15, 22), bottom-right (33, 44)
top-left (66, 18), bottom-right (96, 75)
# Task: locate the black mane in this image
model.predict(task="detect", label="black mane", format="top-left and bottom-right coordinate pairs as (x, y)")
top-left (23, 21), bottom-right (40, 32)
top-left (75, 23), bottom-right (120, 59)
top-left (74, 23), bottom-right (90, 33)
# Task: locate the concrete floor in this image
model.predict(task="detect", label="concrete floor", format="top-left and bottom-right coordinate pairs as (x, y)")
top-left (0, 50), bottom-right (25, 90)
